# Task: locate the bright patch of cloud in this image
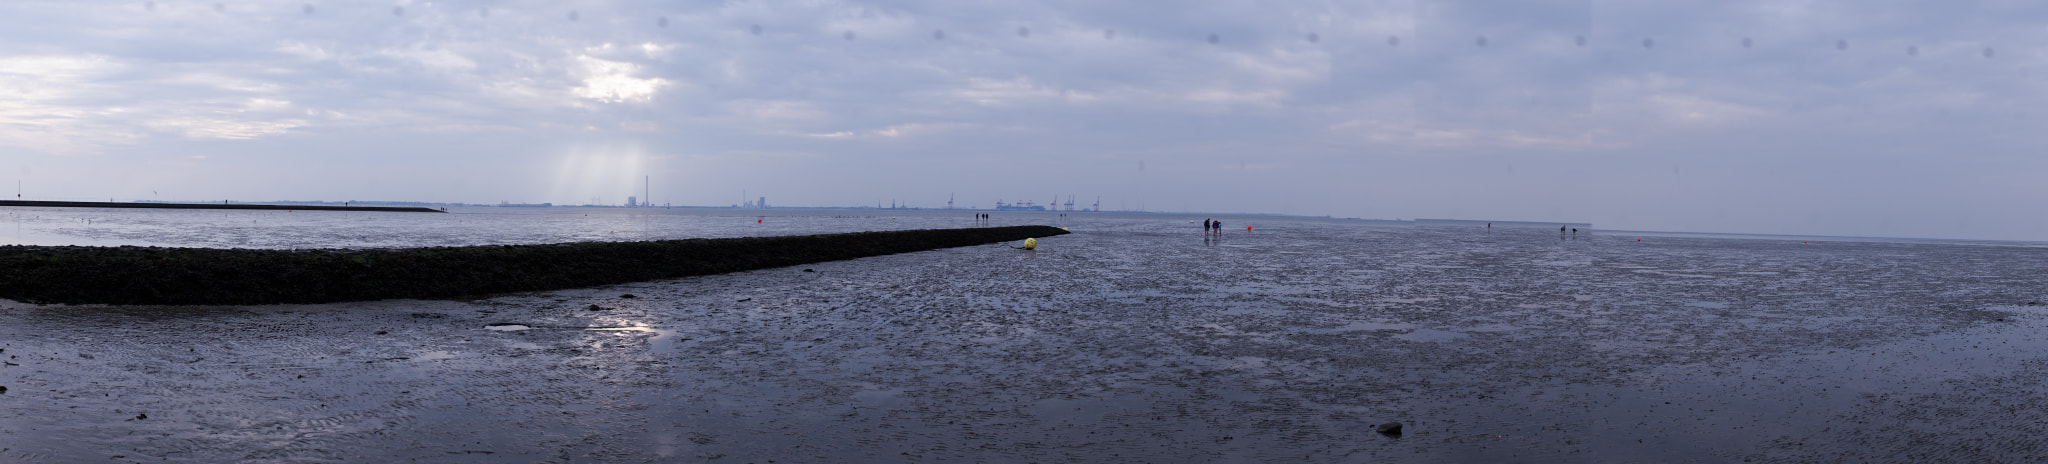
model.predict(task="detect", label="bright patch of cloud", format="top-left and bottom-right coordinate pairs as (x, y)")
top-left (946, 78), bottom-right (1094, 106)
top-left (1648, 94), bottom-right (1762, 125)
top-left (0, 55), bottom-right (131, 152)
top-left (149, 98), bottom-right (306, 140)
top-left (572, 56), bottom-right (666, 103)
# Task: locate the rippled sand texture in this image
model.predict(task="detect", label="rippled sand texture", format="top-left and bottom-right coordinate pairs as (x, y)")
top-left (3, 219), bottom-right (2047, 462)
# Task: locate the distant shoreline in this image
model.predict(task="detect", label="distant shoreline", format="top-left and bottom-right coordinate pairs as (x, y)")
top-left (0, 225), bottom-right (1067, 306)
top-left (0, 200), bottom-right (444, 213)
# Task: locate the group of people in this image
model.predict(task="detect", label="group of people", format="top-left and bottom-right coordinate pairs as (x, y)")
top-left (1202, 218), bottom-right (1225, 236)
top-left (1486, 222), bottom-right (1582, 239)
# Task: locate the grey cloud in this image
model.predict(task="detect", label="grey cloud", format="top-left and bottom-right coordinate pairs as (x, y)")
top-left (0, 0), bottom-right (2042, 239)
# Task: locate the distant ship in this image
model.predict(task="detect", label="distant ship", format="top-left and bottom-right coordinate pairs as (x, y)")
top-left (994, 200), bottom-right (1046, 211)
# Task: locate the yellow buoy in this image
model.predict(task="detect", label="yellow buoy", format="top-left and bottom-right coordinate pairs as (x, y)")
top-left (1061, 227), bottom-right (1070, 232)
top-left (1022, 238), bottom-right (1037, 250)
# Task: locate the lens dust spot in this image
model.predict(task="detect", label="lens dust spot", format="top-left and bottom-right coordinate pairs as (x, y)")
top-left (933, 29), bottom-right (944, 40)
top-left (843, 30), bottom-right (855, 41)
top-left (479, 7), bottom-right (489, 18)
top-left (145, 2), bottom-right (155, 12)
top-left (1387, 35), bottom-right (1399, 46)
top-left (1017, 27), bottom-right (1030, 38)
top-left (1207, 33), bottom-right (1219, 44)
top-left (1643, 38), bottom-right (1654, 49)
top-left (1742, 37), bottom-right (1753, 48)
top-left (568, 10), bottom-right (578, 21)
top-left (657, 17), bottom-right (667, 28)
top-left (1984, 47), bottom-right (1994, 58)
top-left (1836, 39), bottom-right (1848, 51)
top-left (1575, 35), bottom-right (1586, 46)
top-left (302, 4), bottom-right (313, 15)
top-left (213, 3), bottom-right (223, 13)
top-left (751, 24), bottom-right (762, 35)
top-left (1307, 32), bottom-right (1319, 43)
top-left (1104, 29), bottom-right (1115, 40)
top-left (1476, 35), bottom-right (1488, 47)
top-left (392, 6), bottom-right (403, 17)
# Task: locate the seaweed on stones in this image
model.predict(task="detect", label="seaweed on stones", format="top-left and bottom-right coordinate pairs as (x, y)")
top-left (0, 226), bottom-right (1067, 306)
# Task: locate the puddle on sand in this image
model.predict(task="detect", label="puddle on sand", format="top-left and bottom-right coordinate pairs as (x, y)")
top-left (1395, 328), bottom-right (1469, 342)
top-left (484, 323), bottom-right (530, 331)
top-left (1331, 320), bottom-right (1413, 332)
top-left (413, 350), bottom-right (459, 361)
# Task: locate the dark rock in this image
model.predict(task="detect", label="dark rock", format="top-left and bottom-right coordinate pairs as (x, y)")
top-left (1, 385), bottom-right (7, 394)
top-left (803, 269), bottom-right (814, 272)
top-left (587, 304), bottom-right (605, 311)
top-left (1376, 422), bottom-right (1403, 435)
top-left (620, 294), bottom-right (636, 299)
top-left (0, 226), bottom-right (1068, 305)
top-left (374, 331), bottom-right (387, 335)
top-left (135, 413), bottom-right (147, 420)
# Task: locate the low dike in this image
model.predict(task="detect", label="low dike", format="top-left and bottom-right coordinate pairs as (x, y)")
top-left (0, 226), bottom-right (1067, 306)
top-left (0, 199), bottom-right (445, 213)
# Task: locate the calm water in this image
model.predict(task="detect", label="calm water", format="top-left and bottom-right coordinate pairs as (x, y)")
top-left (3, 207), bottom-right (2047, 462)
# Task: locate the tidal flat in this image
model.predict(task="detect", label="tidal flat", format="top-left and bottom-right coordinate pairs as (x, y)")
top-left (2, 210), bottom-right (2046, 462)
top-left (0, 225), bottom-right (1066, 305)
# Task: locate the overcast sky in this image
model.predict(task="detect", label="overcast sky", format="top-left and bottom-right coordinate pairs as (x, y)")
top-left (1, 0), bottom-right (2044, 240)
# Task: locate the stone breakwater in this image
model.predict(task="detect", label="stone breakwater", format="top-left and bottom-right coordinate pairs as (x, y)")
top-left (0, 225), bottom-right (1067, 306)
top-left (0, 199), bottom-right (445, 213)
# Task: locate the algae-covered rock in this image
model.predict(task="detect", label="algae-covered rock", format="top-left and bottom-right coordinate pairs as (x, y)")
top-left (0, 226), bottom-right (1067, 306)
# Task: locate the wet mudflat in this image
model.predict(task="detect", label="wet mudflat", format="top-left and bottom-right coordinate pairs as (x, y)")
top-left (4, 216), bottom-right (2048, 462)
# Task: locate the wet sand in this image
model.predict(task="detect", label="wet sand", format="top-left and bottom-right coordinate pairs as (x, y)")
top-left (3, 221), bottom-right (2046, 462)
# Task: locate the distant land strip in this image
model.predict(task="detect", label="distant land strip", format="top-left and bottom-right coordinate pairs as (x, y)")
top-left (0, 200), bottom-right (444, 213)
top-left (0, 226), bottom-right (1068, 306)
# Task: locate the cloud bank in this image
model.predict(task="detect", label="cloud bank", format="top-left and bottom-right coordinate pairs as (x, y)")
top-left (0, 0), bottom-right (2044, 240)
